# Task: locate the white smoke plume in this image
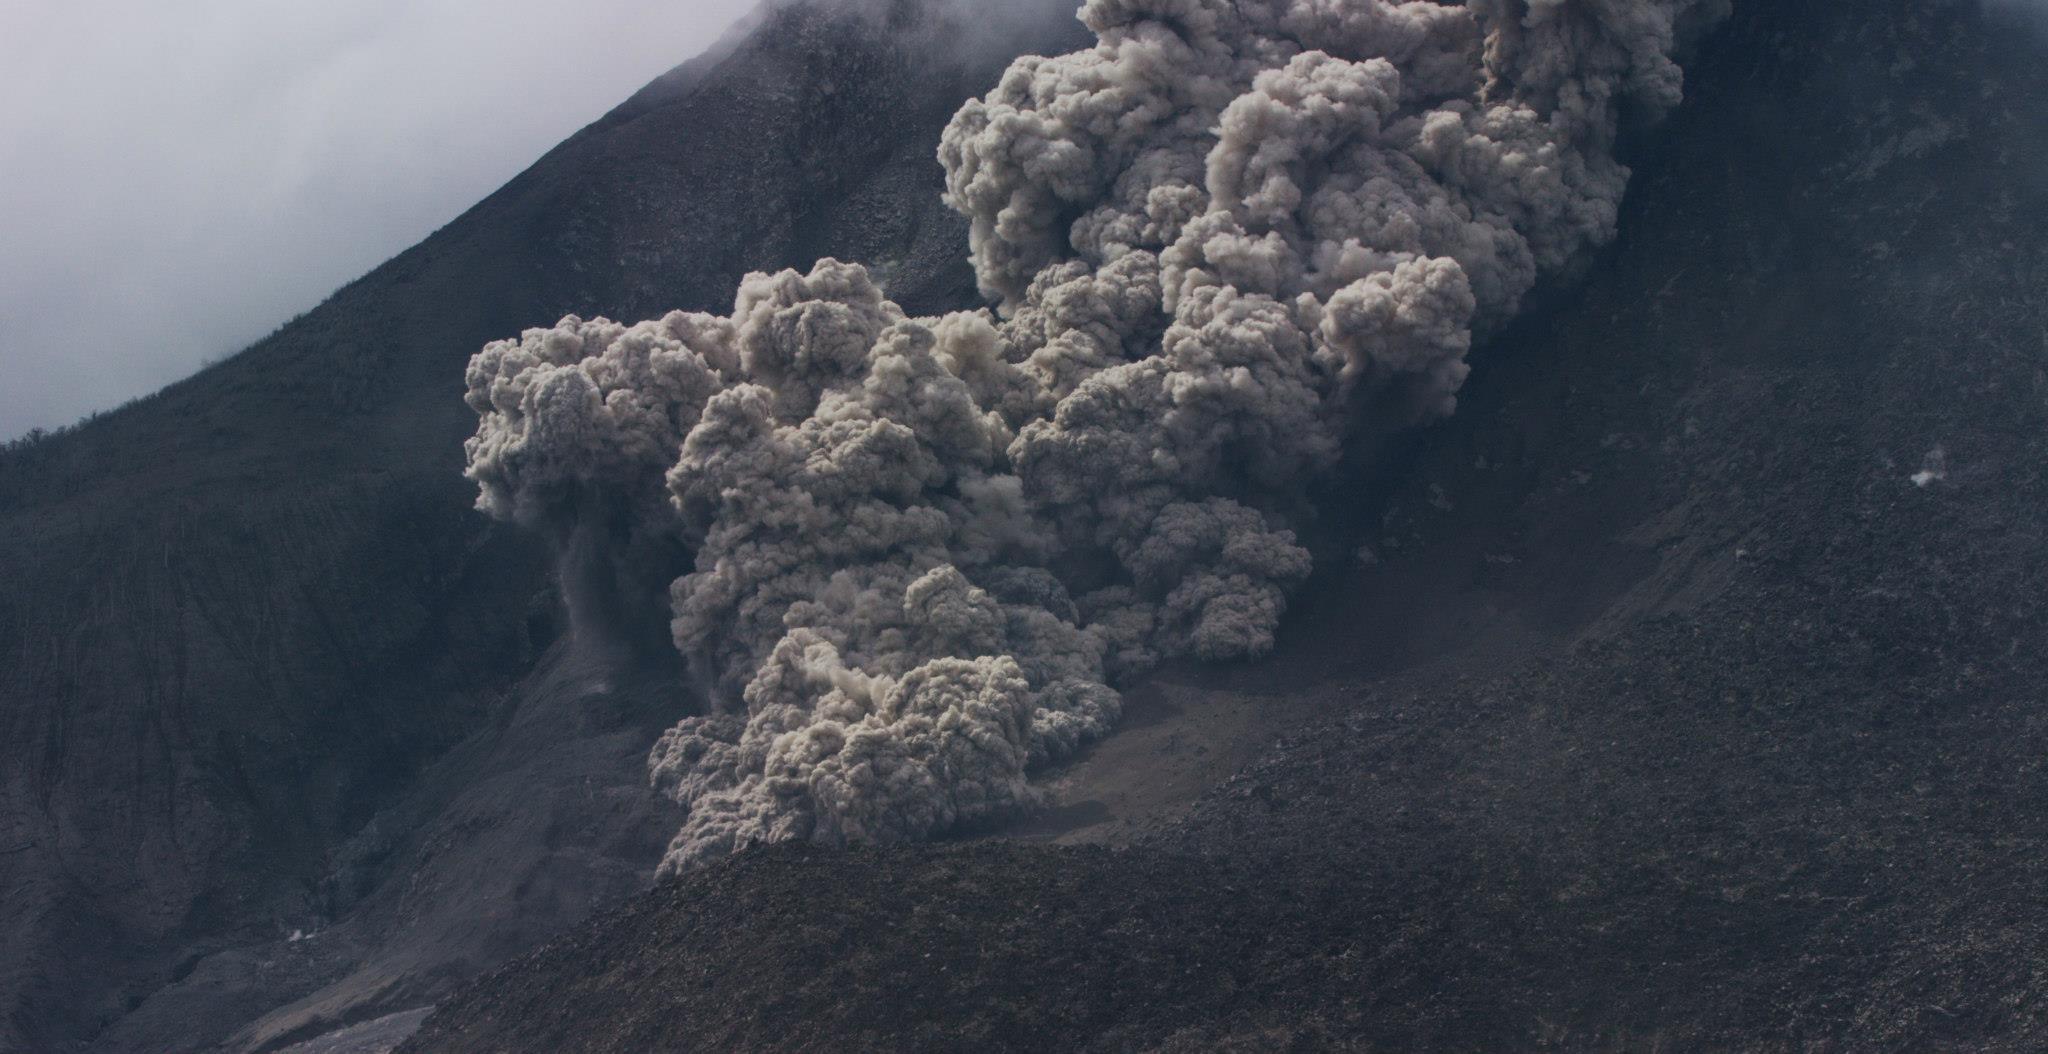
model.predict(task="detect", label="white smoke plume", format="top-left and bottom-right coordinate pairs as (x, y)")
top-left (462, 0), bottom-right (1727, 874)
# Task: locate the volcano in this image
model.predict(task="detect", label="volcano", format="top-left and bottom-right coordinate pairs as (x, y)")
top-left (4, 0), bottom-right (2047, 1051)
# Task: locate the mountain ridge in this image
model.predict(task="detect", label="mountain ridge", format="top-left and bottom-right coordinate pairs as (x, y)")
top-left (401, 0), bottom-right (2048, 1048)
top-left (6, 0), bottom-right (2046, 1049)
top-left (0, 3), bottom-right (1084, 1049)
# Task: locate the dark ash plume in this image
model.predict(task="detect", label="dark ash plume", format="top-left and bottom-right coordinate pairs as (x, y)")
top-left (462, 0), bottom-right (1728, 873)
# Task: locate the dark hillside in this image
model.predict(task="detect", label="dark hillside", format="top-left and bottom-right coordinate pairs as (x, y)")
top-left (0, 3), bottom-right (1086, 1050)
top-left (401, 0), bottom-right (2048, 1049)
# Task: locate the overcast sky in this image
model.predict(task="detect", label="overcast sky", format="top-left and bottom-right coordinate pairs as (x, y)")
top-left (0, 0), bottom-right (759, 441)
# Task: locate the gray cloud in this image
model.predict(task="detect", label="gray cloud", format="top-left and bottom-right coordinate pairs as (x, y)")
top-left (0, 0), bottom-right (758, 440)
top-left (459, 0), bottom-right (1730, 872)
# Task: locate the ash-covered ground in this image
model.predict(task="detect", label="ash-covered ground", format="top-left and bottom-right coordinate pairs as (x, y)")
top-left (398, 0), bottom-right (2048, 1050)
top-left (0, 3), bottom-right (1087, 1050)
top-left (6, 0), bottom-right (2046, 1050)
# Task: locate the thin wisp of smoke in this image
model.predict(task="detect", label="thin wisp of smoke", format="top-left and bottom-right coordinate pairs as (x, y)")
top-left (462, 0), bottom-right (1728, 874)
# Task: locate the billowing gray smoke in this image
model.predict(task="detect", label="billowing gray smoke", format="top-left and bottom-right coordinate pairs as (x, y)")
top-left (463, 0), bottom-right (1727, 874)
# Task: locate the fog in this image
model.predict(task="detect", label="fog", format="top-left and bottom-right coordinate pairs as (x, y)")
top-left (0, 0), bottom-right (758, 440)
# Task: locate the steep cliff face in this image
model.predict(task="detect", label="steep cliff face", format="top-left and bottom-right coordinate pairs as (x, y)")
top-left (397, 0), bottom-right (2048, 1050)
top-left (0, 3), bottom-right (1084, 1050)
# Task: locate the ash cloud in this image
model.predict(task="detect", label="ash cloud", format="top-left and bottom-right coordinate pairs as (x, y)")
top-left (462, 0), bottom-right (1728, 874)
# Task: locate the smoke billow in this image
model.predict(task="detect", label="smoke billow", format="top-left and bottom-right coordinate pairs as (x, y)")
top-left (462, 0), bottom-right (1727, 874)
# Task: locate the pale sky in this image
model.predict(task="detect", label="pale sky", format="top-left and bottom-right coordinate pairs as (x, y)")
top-left (0, 0), bottom-right (759, 440)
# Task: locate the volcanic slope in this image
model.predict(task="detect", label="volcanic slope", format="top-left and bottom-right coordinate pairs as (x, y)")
top-left (0, 3), bottom-right (1085, 1051)
top-left (399, 0), bottom-right (2048, 1050)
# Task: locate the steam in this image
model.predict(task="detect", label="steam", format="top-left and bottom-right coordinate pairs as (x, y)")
top-left (463, 0), bottom-right (1727, 874)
